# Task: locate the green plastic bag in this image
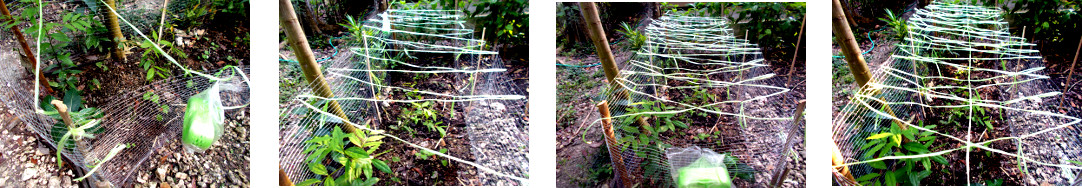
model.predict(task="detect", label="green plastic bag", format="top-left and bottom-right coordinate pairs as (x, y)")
top-left (667, 146), bottom-right (733, 188)
top-left (182, 83), bottom-right (224, 153)
top-left (677, 158), bottom-right (732, 188)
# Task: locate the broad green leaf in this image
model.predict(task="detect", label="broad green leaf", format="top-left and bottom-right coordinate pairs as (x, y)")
top-left (344, 146), bottom-right (370, 158)
top-left (373, 159), bottom-right (392, 173)
top-left (903, 142), bottom-right (929, 153)
top-left (855, 173), bottom-right (880, 181)
top-left (308, 162), bottom-right (328, 176)
top-left (866, 133), bottom-right (893, 140)
top-left (885, 171), bottom-right (896, 185)
top-left (870, 161), bottom-right (887, 169)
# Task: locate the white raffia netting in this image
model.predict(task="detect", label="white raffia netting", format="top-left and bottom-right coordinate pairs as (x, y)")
top-left (832, 1), bottom-right (1082, 186)
top-left (591, 12), bottom-right (804, 187)
top-left (279, 7), bottom-right (529, 186)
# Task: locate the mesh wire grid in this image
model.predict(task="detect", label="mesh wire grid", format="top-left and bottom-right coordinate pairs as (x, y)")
top-left (596, 12), bottom-right (804, 187)
top-left (0, 0), bottom-right (251, 187)
top-left (279, 6), bottom-right (529, 186)
top-left (831, 1), bottom-right (1082, 185)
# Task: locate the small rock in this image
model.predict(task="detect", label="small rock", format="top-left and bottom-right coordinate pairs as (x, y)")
top-left (48, 177), bottom-right (59, 188)
top-left (61, 176), bottom-right (71, 188)
top-left (176, 172), bottom-right (188, 180)
top-left (36, 147), bottom-right (49, 156)
top-left (20, 168), bottom-right (37, 181)
top-left (157, 165), bottom-right (168, 181)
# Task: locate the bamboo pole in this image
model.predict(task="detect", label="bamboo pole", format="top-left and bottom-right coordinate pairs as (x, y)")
top-left (1061, 37), bottom-right (1082, 107)
top-left (279, 167), bottom-right (294, 186)
top-left (598, 101), bottom-right (631, 188)
top-left (104, 0), bottom-right (126, 61)
top-left (579, 2), bottom-right (620, 87)
top-left (50, 100), bottom-right (74, 168)
top-left (786, 16), bottom-right (805, 86)
top-left (830, 0), bottom-right (867, 181)
top-left (579, 2), bottom-right (653, 134)
top-left (279, 0), bottom-right (358, 133)
top-left (50, 100), bottom-right (74, 129)
top-left (832, 0), bottom-right (872, 88)
top-left (770, 100), bottom-right (806, 187)
top-left (0, 0), bottom-right (53, 94)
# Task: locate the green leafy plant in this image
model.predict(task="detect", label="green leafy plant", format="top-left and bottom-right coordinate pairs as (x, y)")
top-left (297, 126), bottom-right (391, 186)
top-left (693, 2), bottom-right (805, 50)
top-left (138, 31), bottom-right (188, 81)
top-left (399, 100), bottom-right (447, 138)
top-left (414, 148), bottom-right (450, 166)
top-left (465, 0), bottom-right (528, 46)
top-left (39, 90), bottom-right (104, 168)
top-left (878, 9), bottom-right (908, 39)
top-left (10, 9), bottom-right (109, 93)
top-left (856, 121), bottom-right (946, 185)
top-left (616, 22), bottom-right (646, 51)
top-left (142, 91), bottom-right (171, 121)
top-left (1004, 0), bottom-right (1081, 44)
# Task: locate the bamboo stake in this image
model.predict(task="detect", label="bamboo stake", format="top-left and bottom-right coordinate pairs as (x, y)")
top-left (770, 100), bottom-right (806, 187)
top-left (155, 0), bottom-right (170, 43)
top-left (279, 167), bottom-right (294, 186)
top-left (50, 100), bottom-right (74, 168)
top-left (579, 2), bottom-right (653, 134)
top-left (0, 0), bottom-right (53, 94)
top-left (104, 0), bottom-right (126, 61)
top-left (50, 100), bottom-right (74, 129)
top-left (579, 2), bottom-right (620, 87)
top-left (786, 16), bottom-right (805, 87)
top-left (598, 101), bottom-right (631, 188)
top-left (830, 0), bottom-right (866, 181)
top-left (279, 0), bottom-right (357, 133)
top-left (832, 0), bottom-right (872, 88)
top-left (1061, 37), bottom-right (1082, 107)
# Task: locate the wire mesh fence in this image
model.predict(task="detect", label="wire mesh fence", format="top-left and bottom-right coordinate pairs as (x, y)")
top-left (832, 1), bottom-right (1082, 185)
top-left (279, 5), bottom-right (528, 186)
top-left (593, 12), bottom-right (804, 187)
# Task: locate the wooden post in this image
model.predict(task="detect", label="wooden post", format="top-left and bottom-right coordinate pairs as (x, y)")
top-left (1061, 37), bottom-right (1082, 107)
top-left (49, 100), bottom-right (74, 129)
top-left (769, 100), bottom-right (806, 187)
top-left (0, 0), bottom-right (53, 94)
top-left (832, 0), bottom-right (872, 88)
top-left (786, 16), bottom-right (805, 86)
top-left (104, 0), bottom-right (126, 61)
top-left (598, 101), bottom-right (631, 188)
top-left (280, 0), bottom-right (358, 133)
top-left (279, 167), bottom-right (294, 186)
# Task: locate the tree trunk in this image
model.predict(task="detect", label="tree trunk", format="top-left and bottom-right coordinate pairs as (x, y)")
top-left (104, 0), bottom-right (126, 61)
top-left (0, 0), bottom-right (52, 94)
top-left (280, 0), bottom-right (357, 133)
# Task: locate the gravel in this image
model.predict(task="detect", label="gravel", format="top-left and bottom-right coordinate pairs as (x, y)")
top-left (132, 111), bottom-right (250, 188)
